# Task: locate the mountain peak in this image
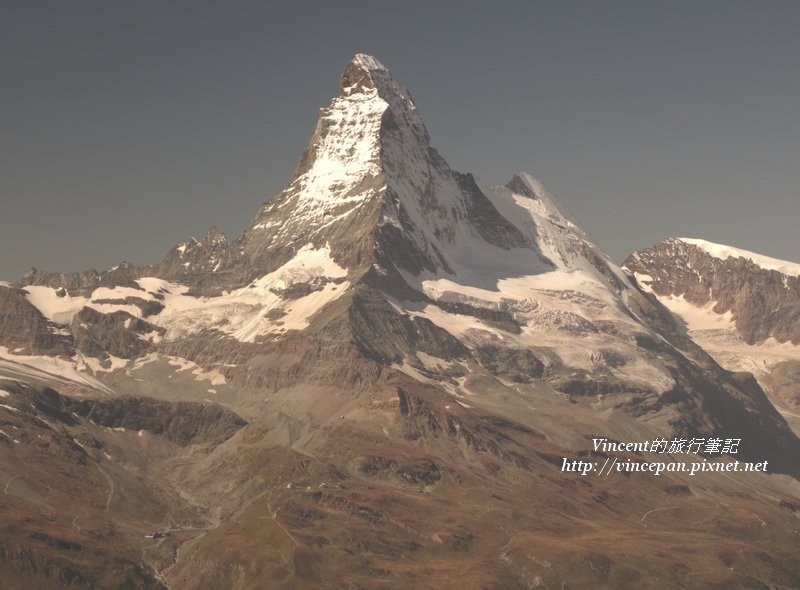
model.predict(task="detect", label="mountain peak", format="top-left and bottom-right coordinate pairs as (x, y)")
top-left (346, 53), bottom-right (389, 77)
top-left (351, 53), bottom-right (386, 69)
top-left (338, 53), bottom-right (392, 95)
top-left (336, 54), bottom-right (425, 138)
top-left (243, 55), bottom-right (431, 260)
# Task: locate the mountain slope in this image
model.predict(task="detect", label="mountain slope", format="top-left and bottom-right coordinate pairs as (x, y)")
top-left (625, 237), bottom-right (800, 428)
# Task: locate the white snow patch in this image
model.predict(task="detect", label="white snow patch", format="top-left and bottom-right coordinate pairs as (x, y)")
top-left (652, 291), bottom-right (800, 379)
top-left (393, 359), bottom-right (470, 400)
top-left (78, 354), bottom-right (128, 374)
top-left (659, 295), bottom-right (735, 331)
top-left (141, 244), bottom-right (349, 342)
top-left (282, 83), bottom-right (387, 213)
top-left (135, 277), bottom-right (173, 295)
top-left (91, 286), bottom-right (154, 302)
top-left (166, 357), bottom-right (227, 385)
top-left (679, 238), bottom-right (800, 277)
top-left (0, 347), bottom-right (114, 393)
top-left (105, 356), bottom-right (129, 371)
top-left (24, 284), bottom-right (155, 324)
top-left (195, 368), bottom-right (226, 386)
top-left (415, 352), bottom-right (454, 372)
top-left (632, 273), bottom-right (654, 293)
top-left (23, 286), bottom-right (89, 324)
top-left (129, 353), bottom-right (160, 370)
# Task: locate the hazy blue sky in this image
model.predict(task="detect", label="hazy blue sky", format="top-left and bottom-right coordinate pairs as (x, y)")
top-left (2, 1), bottom-right (798, 280)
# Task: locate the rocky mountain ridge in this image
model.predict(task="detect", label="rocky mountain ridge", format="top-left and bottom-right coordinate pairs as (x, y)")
top-left (625, 237), bottom-right (800, 345)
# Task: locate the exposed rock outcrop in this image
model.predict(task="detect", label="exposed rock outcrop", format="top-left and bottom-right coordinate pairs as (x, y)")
top-left (71, 307), bottom-right (164, 359)
top-left (0, 286), bottom-right (71, 355)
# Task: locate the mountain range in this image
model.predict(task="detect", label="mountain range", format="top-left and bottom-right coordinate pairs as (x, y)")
top-left (1, 54), bottom-right (799, 590)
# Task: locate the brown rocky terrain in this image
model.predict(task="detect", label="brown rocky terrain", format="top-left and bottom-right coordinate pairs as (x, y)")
top-left (0, 380), bottom-right (246, 589)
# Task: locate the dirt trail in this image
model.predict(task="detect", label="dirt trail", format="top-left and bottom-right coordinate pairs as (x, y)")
top-left (4, 473), bottom-right (19, 494)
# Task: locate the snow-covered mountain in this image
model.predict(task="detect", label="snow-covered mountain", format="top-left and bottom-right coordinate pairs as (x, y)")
top-left (625, 237), bottom-right (800, 421)
top-left (2, 55), bottom-right (799, 589)
top-left (7, 55), bottom-right (792, 445)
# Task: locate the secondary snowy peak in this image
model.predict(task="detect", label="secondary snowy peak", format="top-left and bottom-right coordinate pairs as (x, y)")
top-left (677, 237), bottom-right (800, 277)
top-left (504, 172), bottom-right (591, 241)
top-left (625, 237), bottom-right (800, 346)
top-left (492, 172), bottom-right (630, 288)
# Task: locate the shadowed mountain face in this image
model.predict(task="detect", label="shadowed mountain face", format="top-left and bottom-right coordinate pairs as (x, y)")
top-left (2, 56), bottom-right (800, 589)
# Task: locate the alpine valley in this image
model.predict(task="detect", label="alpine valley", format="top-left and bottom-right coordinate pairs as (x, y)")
top-left (1, 55), bottom-right (799, 590)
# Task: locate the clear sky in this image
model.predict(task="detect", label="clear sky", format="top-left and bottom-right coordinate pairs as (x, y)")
top-left (1, 1), bottom-right (798, 280)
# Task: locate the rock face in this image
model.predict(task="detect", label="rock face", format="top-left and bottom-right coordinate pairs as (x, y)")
top-left (0, 285), bottom-right (71, 355)
top-left (9, 383), bottom-right (247, 446)
top-left (2, 55), bottom-right (800, 589)
top-left (71, 308), bottom-right (164, 359)
top-left (762, 360), bottom-right (800, 409)
top-left (625, 237), bottom-right (800, 345)
top-left (22, 262), bottom-right (142, 296)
